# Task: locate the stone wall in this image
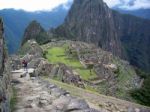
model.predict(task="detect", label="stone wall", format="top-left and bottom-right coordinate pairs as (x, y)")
top-left (0, 18), bottom-right (11, 112)
top-left (0, 18), bottom-right (4, 75)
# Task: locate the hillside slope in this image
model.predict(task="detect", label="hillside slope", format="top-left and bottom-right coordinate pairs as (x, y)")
top-left (45, 78), bottom-right (150, 111)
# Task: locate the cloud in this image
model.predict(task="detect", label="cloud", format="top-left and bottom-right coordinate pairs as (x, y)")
top-left (62, 0), bottom-right (73, 10)
top-left (0, 0), bottom-right (149, 11)
top-left (103, 0), bottom-right (150, 10)
top-left (0, 0), bottom-right (71, 12)
top-left (103, 0), bottom-right (121, 7)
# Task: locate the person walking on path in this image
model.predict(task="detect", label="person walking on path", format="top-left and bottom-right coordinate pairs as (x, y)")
top-left (22, 60), bottom-right (28, 73)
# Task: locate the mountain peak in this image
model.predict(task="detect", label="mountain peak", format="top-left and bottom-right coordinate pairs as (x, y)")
top-left (56, 0), bottom-right (123, 57)
top-left (22, 20), bottom-right (50, 45)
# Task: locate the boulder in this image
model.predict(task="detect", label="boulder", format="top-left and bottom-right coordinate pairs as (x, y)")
top-left (50, 87), bottom-right (68, 98)
top-left (52, 96), bottom-right (71, 110)
top-left (66, 98), bottom-right (89, 111)
top-left (34, 60), bottom-right (53, 76)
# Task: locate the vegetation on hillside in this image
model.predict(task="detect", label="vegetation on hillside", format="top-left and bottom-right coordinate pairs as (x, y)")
top-left (10, 87), bottom-right (17, 112)
top-left (131, 70), bottom-right (150, 106)
top-left (97, 57), bottom-right (137, 100)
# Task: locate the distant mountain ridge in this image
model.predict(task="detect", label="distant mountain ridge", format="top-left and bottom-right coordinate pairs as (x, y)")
top-left (54, 0), bottom-right (150, 72)
top-left (0, 6), bottom-right (69, 53)
top-left (115, 8), bottom-right (150, 20)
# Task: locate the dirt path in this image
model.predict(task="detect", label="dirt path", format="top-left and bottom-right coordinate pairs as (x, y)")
top-left (11, 69), bottom-right (98, 112)
top-left (44, 78), bottom-right (150, 112)
top-left (12, 71), bottom-right (51, 112)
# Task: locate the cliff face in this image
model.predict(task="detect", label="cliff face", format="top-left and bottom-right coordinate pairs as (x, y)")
top-left (0, 18), bottom-right (11, 112)
top-left (55, 0), bottom-right (150, 72)
top-left (22, 20), bottom-right (50, 45)
top-left (114, 13), bottom-right (150, 72)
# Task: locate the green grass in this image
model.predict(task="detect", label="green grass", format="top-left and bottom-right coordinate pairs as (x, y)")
top-left (46, 46), bottom-right (97, 80)
top-left (10, 87), bottom-right (17, 112)
top-left (43, 78), bottom-right (100, 97)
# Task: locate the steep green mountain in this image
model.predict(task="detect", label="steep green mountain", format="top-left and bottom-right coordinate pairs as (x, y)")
top-left (55, 0), bottom-right (125, 58)
top-left (54, 0), bottom-right (150, 72)
top-left (22, 20), bottom-right (50, 45)
top-left (0, 6), bottom-right (68, 54)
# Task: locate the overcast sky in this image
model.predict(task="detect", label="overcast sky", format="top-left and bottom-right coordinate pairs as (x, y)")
top-left (104, 0), bottom-right (150, 10)
top-left (0, 0), bottom-right (150, 11)
top-left (0, 0), bottom-right (72, 12)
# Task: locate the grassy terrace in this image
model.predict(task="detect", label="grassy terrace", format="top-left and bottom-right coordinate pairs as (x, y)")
top-left (46, 46), bottom-right (97, 80)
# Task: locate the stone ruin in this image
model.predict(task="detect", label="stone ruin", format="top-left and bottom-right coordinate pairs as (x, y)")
top-left (34, 59), bottom-right (85, 88)
top-left (66, 41), bottom-right (142, 97)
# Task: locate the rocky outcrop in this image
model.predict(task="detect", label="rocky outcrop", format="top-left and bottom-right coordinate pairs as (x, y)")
top-left (55, 0), bottom-right (150, 72)
top-left (22, 20), bottom-right (50, 45)
top-left (0, 18), bottom-right (11, 112)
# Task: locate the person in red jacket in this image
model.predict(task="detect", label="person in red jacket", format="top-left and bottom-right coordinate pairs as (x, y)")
top-left (22, 60), bottom-right (28, 72)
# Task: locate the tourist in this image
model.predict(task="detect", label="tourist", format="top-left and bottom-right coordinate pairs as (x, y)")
top-left (22, 60), bottom-right (28, 72)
